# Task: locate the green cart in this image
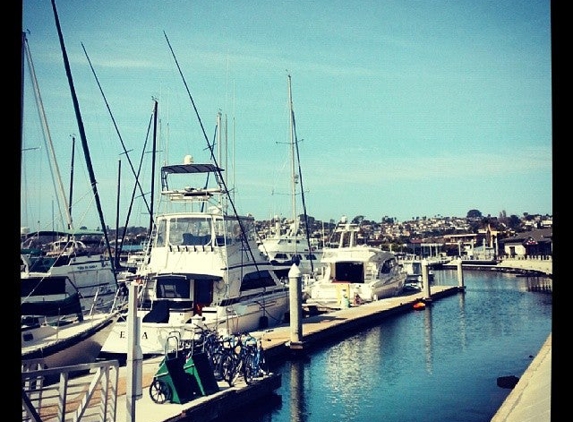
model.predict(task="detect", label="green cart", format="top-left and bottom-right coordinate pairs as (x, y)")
top-left (149, 337), bottom-right (219, 404)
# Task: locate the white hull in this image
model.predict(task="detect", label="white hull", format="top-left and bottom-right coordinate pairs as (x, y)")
top-left (259, 234), bottom-right (322, 275)
top-left (21, 264), bottom-right (123, 378)
top-left (22, 312), bottom-right (117, 371)
top-left (101, 289), bottom-right (289, 356)
top-left (305, 218), bottom-right (406, 308)
top-left (306, 275), bottom-right (405, 306)
top-left (21, 252), bottom-right (120, 313)
top-left (401, 260), bottom-right (435, 283)
top-left (101, 160), bottom-right (290, 357)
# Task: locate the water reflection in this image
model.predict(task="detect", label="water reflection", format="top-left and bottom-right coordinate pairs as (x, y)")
top-left (422, 304), bottom-right (433, 373)
top-left (457, 293), bottom-right (467, 352)
top-left (210, 270), bottom-right (551, 422)
top-left (341, 333), bottom-right (383, 416)
top-left (289, 359), bottom-right (306, 422)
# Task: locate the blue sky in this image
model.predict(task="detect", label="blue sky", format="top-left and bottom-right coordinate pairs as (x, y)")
top-left (20, 0), bottom-right (552, 232)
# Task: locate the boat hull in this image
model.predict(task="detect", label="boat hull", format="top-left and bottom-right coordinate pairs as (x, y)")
top-left (22, 313), bottom-right (117, 375)
top-left (306, 276), bottom-right (405, 308)
top-left (100, 290), bottom-right (289, 357)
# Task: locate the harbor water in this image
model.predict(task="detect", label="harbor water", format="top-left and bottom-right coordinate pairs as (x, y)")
top-left (210, 269), bottom-right (552, 422)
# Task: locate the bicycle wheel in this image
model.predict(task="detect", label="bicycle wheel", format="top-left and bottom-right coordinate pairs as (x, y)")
top-left (149, 378), bottom-right (172, 404)
top-left (210, 350), bottom-right (224, 381)
top-left (242, 352), bottom-right (256, 385)
top-left (258, 350), bottom-right (268, 376)
top-left (221, 351), bottom-right (237, 387)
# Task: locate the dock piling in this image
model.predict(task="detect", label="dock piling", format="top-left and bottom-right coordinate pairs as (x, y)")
top-left (288, 264), bottom-right (305, 351)
top-left (126, 281), bottom-right (143, 422)
top-left (422, 259), bottom-right (431, 301)
top-left (456, 258), bottom-right (465, 288)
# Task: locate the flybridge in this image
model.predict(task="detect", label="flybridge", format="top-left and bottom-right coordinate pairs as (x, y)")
top-left (160, 160), bottom-right (227, 202)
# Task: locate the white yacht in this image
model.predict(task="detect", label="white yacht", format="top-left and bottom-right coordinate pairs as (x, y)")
top-left (101, 157), bottom-right (290, 357)
top-left (305, 216), bottom-right (406, 308)
top-left (400, 257), bottom-right (435, 291)
top-left (21, 230), bottom-right (124, 314)
top-left (259, 217), bottom-right (322, 280)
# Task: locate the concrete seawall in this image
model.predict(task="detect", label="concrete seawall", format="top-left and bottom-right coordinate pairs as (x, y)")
top-left (490, 333), bottom-right (551, 422)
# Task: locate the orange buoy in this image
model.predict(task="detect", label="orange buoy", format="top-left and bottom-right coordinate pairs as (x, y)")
top-left (413, 301), bottom-right (426, 310)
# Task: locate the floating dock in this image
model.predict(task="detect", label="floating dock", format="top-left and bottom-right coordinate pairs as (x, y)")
top-left (22, 282), bottom-right (550, 421)
top-left (22, 286), bottom-right (459, 421)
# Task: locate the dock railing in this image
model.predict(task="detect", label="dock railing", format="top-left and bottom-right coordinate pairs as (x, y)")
top-left (22, 360), bottom-right (119, 422)
top-left (497, 256), bottom-right (552, 276)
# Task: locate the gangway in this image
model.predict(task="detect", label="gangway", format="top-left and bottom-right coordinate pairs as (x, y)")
top-left (22, 360), bottom-right (119, 422)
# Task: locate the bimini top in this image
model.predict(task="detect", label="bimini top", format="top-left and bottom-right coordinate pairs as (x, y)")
top-left (161, 163), bottom-right (223, 175)
top-left (161, 162), bottom-right (227, 201)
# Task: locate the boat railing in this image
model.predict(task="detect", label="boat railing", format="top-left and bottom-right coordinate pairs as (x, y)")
top-left (22, 360), bottom-right (120, 422)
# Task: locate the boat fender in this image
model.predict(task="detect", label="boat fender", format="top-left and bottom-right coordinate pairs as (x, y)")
top-left (215, 279), bottom-right (226, 292)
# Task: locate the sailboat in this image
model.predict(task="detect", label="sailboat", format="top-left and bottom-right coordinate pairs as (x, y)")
top-left (20, 26), bottom-right (122, 314)
top-left (21, 274), bottom-right (118, 374)
top-left (258, 74), bottom-right (322, 280)
top-left (21, 229), bottom-right (122, 313)
top-left (20, 11), bottom-right (123, 374)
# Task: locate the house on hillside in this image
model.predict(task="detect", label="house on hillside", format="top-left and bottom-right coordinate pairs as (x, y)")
top-left (499, 228), bottom-right (552, 258)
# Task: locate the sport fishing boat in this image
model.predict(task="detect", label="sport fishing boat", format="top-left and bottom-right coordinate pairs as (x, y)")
top-left (100, 156), bottom-right (290, 357)
top-left (305, 216), bottom-right (406, 308)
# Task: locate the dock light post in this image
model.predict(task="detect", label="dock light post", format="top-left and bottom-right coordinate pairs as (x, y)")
top-left (126, 281), bottom-right (143, 422)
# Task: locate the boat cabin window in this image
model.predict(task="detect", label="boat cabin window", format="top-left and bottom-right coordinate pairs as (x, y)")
top-left (154, 219), bottom-right (167, 247)
top-left (240, 270), bottom-right (277, 291)
top-left (21, 276), bottom-right (74, 297)
top-left (168, 217), bottom-right (212, 246)
top-left (28, 256), bottom-right (57, 272)
top-left (380, 259), bottom-right (397, 274)
top-left (155, 276), bottom-right (191, 299)
top-left (222, 216), bottom-right (257, 245)
top-left (214, 219), bottom-right (226, 246)
top-left (334, 262), bottom-right (364, 283)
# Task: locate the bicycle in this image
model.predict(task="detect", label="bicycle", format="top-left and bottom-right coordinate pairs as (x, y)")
top-left (242, 337), bottom-right (268, 385)
top-left (184, 323), bottom-right (226, 381)
top-left (220, 333), bottom-right (257, 386)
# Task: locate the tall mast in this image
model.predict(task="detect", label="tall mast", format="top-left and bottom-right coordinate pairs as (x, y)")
top-left (288, 74), bottom-right (314, 270)
top-left (288, 74), bottom-right (297, 234)
top-left (68, 135), bottom-right (75, 229)
top-left (50, 0), bottom-right (116, 279)
top-left (23, 31), bottom-right (73, 230)
top-left (149, 99), bottom-right (158, 236)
